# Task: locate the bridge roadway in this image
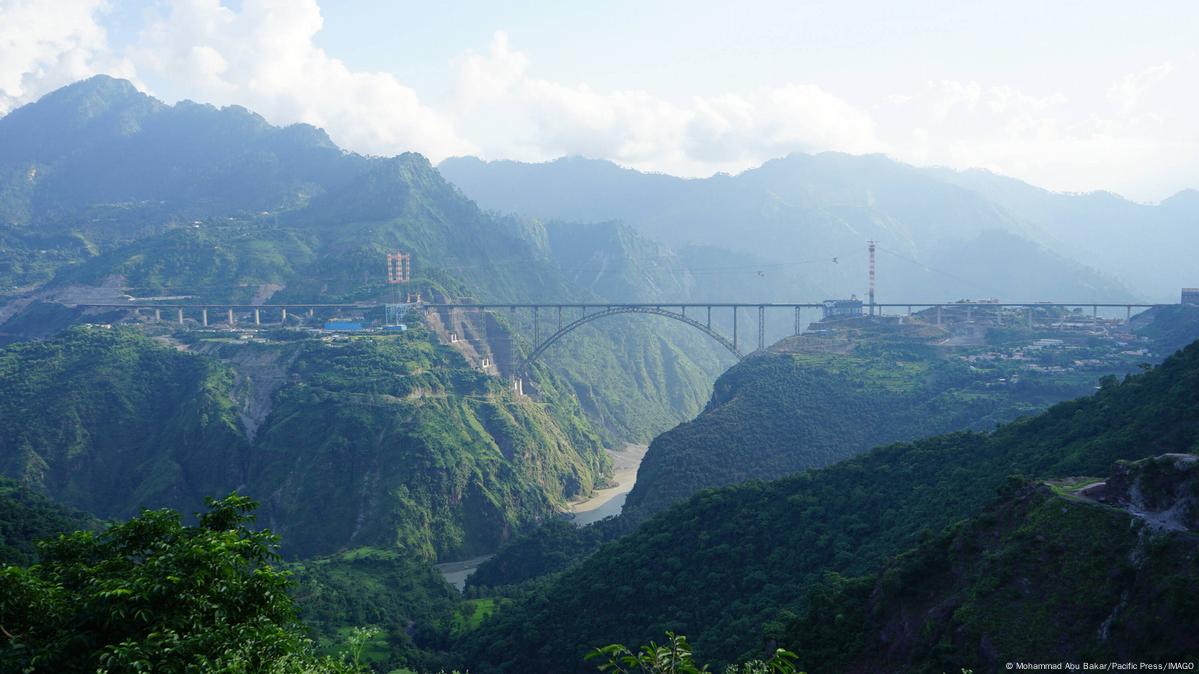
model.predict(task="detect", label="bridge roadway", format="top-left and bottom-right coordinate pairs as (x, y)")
top-left (77, 300), bottom-right (1169, 373)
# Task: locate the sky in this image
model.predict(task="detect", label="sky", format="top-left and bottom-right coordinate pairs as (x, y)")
top-left (0, 0), bottom-right (1196, 201)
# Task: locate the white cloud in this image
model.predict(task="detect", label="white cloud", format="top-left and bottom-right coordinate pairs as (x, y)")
top-left (881, 74), bottom-right (1198, 199)
top-left (128, 0), bottom-right (474, 160)
top-left (0, 2), bottom-right (1194, 200)
top-left (449, 32), bottom-right (884, 176)
top-left (1108, 61), bottom-right (1174, 111)
top-left (0, 0), bottom-right (135, 114)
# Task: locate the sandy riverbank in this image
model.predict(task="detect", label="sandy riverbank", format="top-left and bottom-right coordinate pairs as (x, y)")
top-left (435, 444), bottom-right (649, 589)
top-left (569, 444), bottom-right (647, 526)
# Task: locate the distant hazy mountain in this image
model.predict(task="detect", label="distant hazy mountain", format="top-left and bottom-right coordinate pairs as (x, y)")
top-left (440, 154), bottom-right (1151, 303)
top-left (927, 167), bottom-right (1199, 301)
top-left (0, 76), bottom-right (730, 446)
top-left (0, 75), bottom-right (368, 229)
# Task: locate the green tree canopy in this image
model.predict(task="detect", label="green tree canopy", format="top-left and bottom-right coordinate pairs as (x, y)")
top-left (0, 493), bottom-right (353, 674)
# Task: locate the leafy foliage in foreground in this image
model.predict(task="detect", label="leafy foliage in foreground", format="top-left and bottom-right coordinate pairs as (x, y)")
top-left (0, 494), bottom-right (360, 673)
top-left (589, 633), bottom-right (801, 674)
top-left (458, 339), bottom-right (1199, 673)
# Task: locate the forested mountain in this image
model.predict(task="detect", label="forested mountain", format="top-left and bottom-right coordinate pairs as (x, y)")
top-left (623, 321), bottom-right (1115, 520)
top-left (787, 455), bottom-right (1199, 673)
top-left (457, 336), bottom-right (1199, 673)
top-left (439, 154), bottom-right (1154, 302)
top-left (0, 76), bottom-right (731, 447)
top-left (0, 325), bottom-right (607, 560)
top-left (474, 310), bottom-right (1195, 586)
top-left (0, 75), bottom-right (367, 232)
top-left (0, 476), bottom-right (97, 564)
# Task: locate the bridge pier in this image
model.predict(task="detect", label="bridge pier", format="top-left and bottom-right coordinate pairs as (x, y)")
top-left (557, 306), bottom-right (562, 330)
top-left (1126, 305), bottom-right (1132, 321)
top-left (1027, 307), bottom-right (1033, 328)
top-left (757, 305), bottom-right (765, 351)
top-left (706, 306), bottom-right (712, 329)
top-left (154, 309), bottom-right (161, 321)
top-left (202, 308), bottom-right (208, 327)
top-left (177, 308), bottom-right (184, 325)
top-left (228, 308), bottom-right (235, 326)
top-left (936, 305), bottom-right (942, 325)
top-left (794, 306), bottom-right (801, 335)
top-left (281, 307), bottom-right (287, 322)
top-left (254, 308), bottom-right (260, 325)
top-left (732, 306), bottom-right (738, 352)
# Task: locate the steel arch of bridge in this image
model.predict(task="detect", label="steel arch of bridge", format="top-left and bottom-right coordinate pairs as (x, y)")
top-left (520, 305), bottom-right (744, 375)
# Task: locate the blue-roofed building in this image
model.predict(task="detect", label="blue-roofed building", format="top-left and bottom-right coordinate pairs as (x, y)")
top-left (324, 321), bottom-right (363, 331)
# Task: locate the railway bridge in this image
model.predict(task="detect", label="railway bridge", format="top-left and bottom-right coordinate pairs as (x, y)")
top-left (76, 300), bottom-right (1170, 384)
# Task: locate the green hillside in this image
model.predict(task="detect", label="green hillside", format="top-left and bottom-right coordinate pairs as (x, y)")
top-left (0, 325), bottom-right (609, 560)
top-left (289, 547), bottom-right (465, 671)
top-left (624, 318), bottom-right (1155, 519)
top-left (0, 78), bottom-right (731, 448)
top-left (457, 337), bottom-right (1199, 673)
top-left (787, 456), bottom-right (1199, 672)
top-left (0, 476), bottom-right (97, 564)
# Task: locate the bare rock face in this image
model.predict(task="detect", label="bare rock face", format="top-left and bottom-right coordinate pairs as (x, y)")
top-left (1101, 453), bottom-right (1199, 531)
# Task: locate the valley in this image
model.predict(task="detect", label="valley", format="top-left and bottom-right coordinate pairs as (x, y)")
top-left (1, 72), bottom-right (1197, 674)
top-left (568, 443), bottom-right (647, 527)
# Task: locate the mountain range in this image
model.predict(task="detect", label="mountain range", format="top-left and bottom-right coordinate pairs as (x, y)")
top-left (440, 153), bottom-right (1197, 303)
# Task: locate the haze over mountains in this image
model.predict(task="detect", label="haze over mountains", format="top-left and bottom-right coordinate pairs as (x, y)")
top-left (441, 154), bottom-right (1196, 303)
top-left (2, 74), bottom-right (1198, 673)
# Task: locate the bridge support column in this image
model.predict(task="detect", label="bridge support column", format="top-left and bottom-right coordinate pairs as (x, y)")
top-left (1027, 307), bottom-right (1033, 328)
top-left (533, 306), bottom-right (540, 347)
top-left (154, 309), bottom-right (161, 321)
top-left (281, 307), bottom-right (287, 323)
top-left (254, 309), bottom-right (260, 325)
top-left (1093, 305), bottom-right (1098, 318)
top-left (936, 305), bottom-right (942, 325)
top-left (1126, 305), bottom-right (1132, 321)
top-left (557, 306), bottom-right (562, 330)
top-left (177, 308), bottom-right (184, 325)
top-left (202, 309), bottom-right (208, 327)
top-left (967, 305), bottom-right (972, 323)
top-left (757, 305), bottom-right (765, 351)
top-left (307, 308), bottom-right (314, 318)
top-left (794, 306), bottom-right (801, 335)
top-left (228, 308), bottom-right (235, 326)
top-left (706, 306), bottom-right (712, 329)
top-left (732, 306), bottom-right (738, 352)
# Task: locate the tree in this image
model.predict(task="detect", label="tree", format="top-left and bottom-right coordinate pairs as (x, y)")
top-left (587, 632), bottom-right (801, 674)
top-left (0, 493), bottom-right (356, 674)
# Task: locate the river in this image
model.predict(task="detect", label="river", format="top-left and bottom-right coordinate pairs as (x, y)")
top-left (435, 444), bottom-right (648, 589)
top-left (568, 443), bottom-right (647, 526)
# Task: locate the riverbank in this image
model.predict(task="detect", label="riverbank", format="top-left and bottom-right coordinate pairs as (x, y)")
top-left (435, 554), bottom-right (495, 590)
top-left (569, 443), bottom-right (647, 526)
top-left (434, 444), bottom-right (648, 589)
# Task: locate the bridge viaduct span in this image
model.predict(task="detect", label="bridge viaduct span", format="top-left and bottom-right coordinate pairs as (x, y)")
top-left (77, 300), bottom-right (1169, 381)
